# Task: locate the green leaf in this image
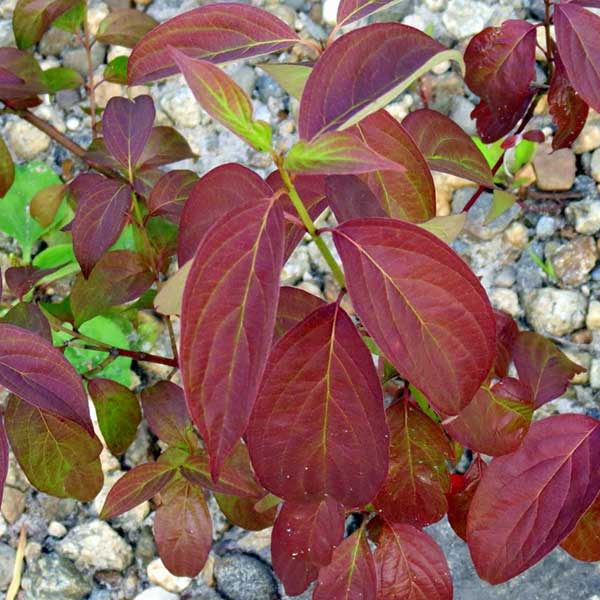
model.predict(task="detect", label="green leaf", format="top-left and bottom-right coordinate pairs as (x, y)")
top-left (259, 63), bottom-right (311, 99)
top-left (485, 189), bottom-right (518, 224)
top-left (88, 378), bottom-right (141, 456)
top-left (0, 162), bottom-right (67, 262)
top-left (52, 0), bottom-right (84, 32)
top-left (42, 66), bottom-right (83, 92)
top-left (32, 242), bottom-right (76, 268)
top-left (104, 56), bottom-right (128, 85)
top-left (418, 214), bottom-right (467, 244)
top-left (511, 139), bottom-right (536, 173)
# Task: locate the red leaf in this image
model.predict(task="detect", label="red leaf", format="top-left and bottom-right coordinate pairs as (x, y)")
top-left (337, 0), bottom-right (405, 27)
top-left (447, 455), bottom-right (487, 541)
top-left (180, 199), bottom-right (284, 478)
top-left (560, 493), bottom-right (600, 562)
top-left (147, 170), bottom-right (197, 224)
top-left (548, 51), bottom-right (589, 150)
top-left (442, 378), bottom-right (533, 456)
top-left (332, 218), bottom-right (496, 415)
top-left (248, 302), bottom-right (389, 507)
top-left (314, 527), bottom-right (377, 600)
top-left (0, 48), bottom-right (47, 100)
top-left (374, 521), bottom-right (453, 600)
top-left (272, 498), bottom-right (345, 595)
top-left (351, 109), bottom-right (436, 222)
top-left (1, 303), bottom-right (52, 342)
top-left (102, 95), bottom-right (155, 174)
top-left (0, 414), bottom-right (8, 506)
top-left (299, 23), bottom-right (461, 140)
top-left (326, 175), bottom-right (386, 223)
top-left (402, 108), bottom-right (494, 186)
top-left (5, 395), bottom-right (102, 501)
top-left (5, 265), bottom-right (55, 299)
top-left (181, 442), bottom-right (263, 497)
top-left (70, 250), bottom-right (155, 326)
top-left (374, 400), bottom-right (453, 527)
top-left (140, 381), bottom-right (194, 448)
top-left (215, 493), bottom-right (276, 531)
top-left (493, 309), bottom-right (519, 378)
top-left (70, 174), bottom-right (132, 278)
top-left (101, 462), bottom-right (176, 519)
top-left (464, 20), bottom-right (537, 142)
top-left (154, 477), bottom-right (212, 576)
top-left (0, 324), bottom-right (93, 432)
top-left (512, 331), bottom-right (585, 408)
top-left (0, 136), bottom-right (14, 197)
top-left (128, 2), bottom-right (299, 85)
top-left (88, 378), bottom-right (141, 456)
top-left (274, 286), bottom-right (325, 341)
top-left (266, 171), bottom-right (327, 259)
top-left (554, 4), bottom-right (600, 114)
top-left (177, 163), bottom-right (272, 265)
top-left (136, 126), bottom-right (196, 168)
top-left (467, 414), bottom-right (600, 583)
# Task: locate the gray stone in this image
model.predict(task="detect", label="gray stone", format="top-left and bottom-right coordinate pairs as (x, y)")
top-left (228, 64), bottom-right (257, 97)
top-left (214, 553), bottom-right (278, 600)
top-left (57, 519), bottom-right (133, 572)
top-left (134, 587), bottom-right (179, 600)
top-left (591, 148), bottom-right (600, 182)
top-left (566, 200), bottom-right (600, 235)
top-left (160, 84), bottom-right (203, 129)
top-left (442, 0), bottom-right (494, 39)
top-left (552, 237), bottom-right (598, 287)
top-left (6, 120), bottom-right (50, 160)
top-left (449, 95), bottom-right (477, 136)
top-left (524, 288), bottom-right (587, 336)
top-left (0, 543), bottom-right (15, 591)
top-left (573, 120), bottom-right (600, 154)
top-left (535, 215), bottom-right (559, 239)
top-left (22, 553), bottom-right (92, 600)
top-left (62, 43), bottom-right (106, 76)
top-left (494, 265), bottom-right (517, 288)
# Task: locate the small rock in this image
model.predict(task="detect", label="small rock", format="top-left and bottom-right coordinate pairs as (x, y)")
top-left (267, 3), bottom-right (296, 27)
top-left (524, 288), bottom-right (587, 336)
top-left (214, 553), bottom-right (278, 600)
top-left (48, 521), bottom-right (68, 538)
top-left (25, 542), bottom-right (41, 563)
top-left (503, 222), bottom-right (529, 249)
top-left (573, 121), bottom-right (600, 154)
top-left (566, 199), bottom-right (600, 235)
top-left (62, 43), bottom-right (106, 76)
top-left (532, 144), bottom-right (576, 191)
top-left (552, 237), bottom-right (598, 287)
top-left (22, 554), bottom-right (92, 600)
top-left (535, 215), bottom-right (559, 239)
top-left (490, 288), bottom-right (521, 318)
top-left (0, 515), bottom-right (7, 537)
top-left (591, 148), bottom-right (600, 183)
top-left (494, 265), bottom-right (517, 288)
top-left (94, 80), bottom-right (123, 108)
top-left (57, 520), bottom-right (133, 572)
top-left (86, 3), bottom-right (110, 36)
top-left (228, 64), bottom-right (257, 97)
top-left (449, 95), bottom-right (477, 136)
top-left (586, 300), bottom-right (600, 330)
top-left (442, 0), bottom-right (494, 39)
top-left (147, 558), bottom-right (191, 593)
top-left (134, 588), bottom-right (179, 600)
top-left (322, 0), bottom-right (340, 25)
top-left (38, 494), bottom-right (77, 521)
top-left (160, 85), bottom-right (203, 128)
top-left (6, 120), bottom-right (50, 160)
top-left (1, 486), bottom-right (25, 523)
top-left (0, 543), bottom-right (16, 591)
top-left (589, 359), bottom-right (600, 388)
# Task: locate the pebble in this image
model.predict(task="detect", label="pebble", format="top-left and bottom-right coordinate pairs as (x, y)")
top-left (1, 485), bottom-right (25, 523)
top-left (147, 558), bottom-right (191, 593)
top-left (449, 95), bottom-right (477, 136)
top-left (214, 553), bottom-right (278, 600)
top-left (0, 543), bottom-right (16, 591)
top-left (160, 85), bottom-right (203, 128)
top-left (586, 300), bottom-right (600, 330)
top-left (322, 0), bottom-right (340, 25)
top-left (6, 120), bottom-right (50, 160)
top-left (532, 145), bottom-right (576, 191)
top-left (573, 121), bottom-right (600, 154)
top-left (552, 237), bottom-right (598, 287)
top-left (134, 588), bottom-right (179, 600)
top-left (442, 0), bottom-right (494, 39)
top-left (591, 148), bottom-right (600, 183)
top-left (566, 199), bottom-right (600, 235)
top-left (490, 288), bottom-right (521, 317)
top-left (48, 520), bottom-right (68, 538)
top-left (503, 222), bottom-right (529, 249)
top-left (66, 117), bottom-right (80, 131)
top-left (589, 359), bottom-right (600, 388)
top-left (535, 215), bottom-right (559, 239)
top-left (57, 520), bottom-right (133, 572)
top-left (524, 288), bottom-right (587, 336)
top-left (22, 553), bottom-right (92, 600)
top-left (62, 43), bottom-right (106, 76)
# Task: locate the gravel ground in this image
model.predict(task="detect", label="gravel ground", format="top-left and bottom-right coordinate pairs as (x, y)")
top-left (1, 0), bottom-right (600, 598)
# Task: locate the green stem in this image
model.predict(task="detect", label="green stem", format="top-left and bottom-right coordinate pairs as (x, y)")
top-left (276, 162), bottom-right (346, 288)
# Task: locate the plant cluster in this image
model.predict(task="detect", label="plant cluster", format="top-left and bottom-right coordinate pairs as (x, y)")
top-left (0, 0), bottom-right (599, 597)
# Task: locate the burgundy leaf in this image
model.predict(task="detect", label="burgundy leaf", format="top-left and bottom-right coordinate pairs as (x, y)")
top-left (493, 309), bottom-right (519, 378)
top-left (332, 218), bottom-right (496, 416)
top-left (248, 302), bottom-right (389, 507)
top-left (402, 108), bottom-right (494, 186)
top-left (512, 331), bottom-right (585, 408)
top-left (564, 0), bottom-right (600, 5)
top-left (447, 455), bottom-right (487, 541)
top-left (467, 414), bottom-right (600, 583)
top-left (374, 400), bottom-right (453, 527)
top-left (147, 170), bottom-right (197, 224)
top-left (350, 109), bottom-right (435, 222)
top-left (337, 0), bottom-right (406, 27)
top-left (96, 9), bottom-right (158, 48)
top-left (154, 477), bottom-right (212, 576)
top-left (374, 521), bottom-right (453, 600)
top-left (70, 250), bottom-right (155, 326)
top-left (314, 527), bottom-right (377, 600)
top-left (0, 136), bottom-right (14, 197)
top-left (0, 414), bottom-right (8, 506)
top-left (128, 2), bottom-right (299, 85)
top-left (140, 381), bottom-right (194, 448)
top-left (274, 286), bottom-right (325, 341)
top-left (215, 492), bottom-right (276, 531)
top-left (177, 163), bottom-right (272, 265)
top-left (101, 462), bottom-right (176, 519)
top-left (266, 171), bottom-right (327, 259)
top-left (102, 95), bottom-right (155, 174)
top-left (560, 493), bottom-right (600, 562)
top-left (181, 199), bottom-right (284, 479)
top-left (0, 323), bottom-right (92, 432)
top-left (0, 48), bottom-right (47, 100)
top-left (136, 126), bottom-right (196, 169)
top-left (326, 175), bottom-right (386, 223)
top-left (70, 174), bottom-right (132, 277)
top-left (1, 302), bottom-right (52, 342)
top-left (5, 265), bottom-right (55, 299)
top-left (299, 23), bottom-right (462, 140)
top-left (133, 166), bottom-right (163, 198)
top-left (272, 498), bottom-right (345, 595)
top-left (464, 20), bottom-right (537, 142)
top-left (442, 377), bottom-right (533, 456)
top-left (554, 3), bottom-right (600, 113)
top-left (83, 138), bottom-right (122, 172)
